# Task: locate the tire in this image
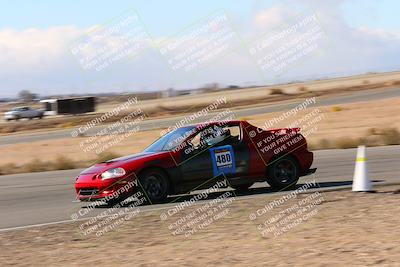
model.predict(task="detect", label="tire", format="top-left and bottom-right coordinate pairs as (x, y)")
top-left (230, 183), bottom-right (254, 192)
top-left (139, 169), bottom-right (170, 204)
top-left (266, 155), bottom-right (300, 190)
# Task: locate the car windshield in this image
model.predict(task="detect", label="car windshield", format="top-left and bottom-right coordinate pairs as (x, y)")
top-left (144, 126), bottom-right (196, 152)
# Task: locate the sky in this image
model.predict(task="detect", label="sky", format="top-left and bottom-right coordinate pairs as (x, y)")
top-left (0, 0), bottom-right (399, 97)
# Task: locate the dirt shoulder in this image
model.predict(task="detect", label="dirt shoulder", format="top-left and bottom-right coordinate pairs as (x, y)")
top-left (1, 184), bottom-right (399, 266)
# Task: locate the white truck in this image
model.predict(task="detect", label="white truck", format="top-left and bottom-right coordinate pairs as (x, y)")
top-left (4, 107), bottom-right (44, 121)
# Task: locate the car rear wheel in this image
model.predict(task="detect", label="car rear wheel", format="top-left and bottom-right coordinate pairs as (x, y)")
top-left (266, 156), bottom-right (300, 190)
top-left (139, 169), bottom-right (170, 204)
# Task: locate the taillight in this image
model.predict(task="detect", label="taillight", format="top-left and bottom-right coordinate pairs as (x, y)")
top-left (271, 128), bottom-right (300, 135)
top-left (292, 127), bottom-right (300, 133)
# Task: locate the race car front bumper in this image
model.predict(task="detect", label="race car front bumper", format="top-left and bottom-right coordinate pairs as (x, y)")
top-left (75, 174), bottom-right (137, 201)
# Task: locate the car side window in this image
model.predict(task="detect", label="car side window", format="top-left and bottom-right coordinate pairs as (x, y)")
top-left (189, 126), bottom-right (219, 149)
top-left (223, 125), bottom-right (241, 143)
top-left (189, 125), bottom-right (241, 150)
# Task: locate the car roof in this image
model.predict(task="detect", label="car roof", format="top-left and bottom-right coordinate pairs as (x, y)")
top-left (190, 120), bottom-right (247, 129)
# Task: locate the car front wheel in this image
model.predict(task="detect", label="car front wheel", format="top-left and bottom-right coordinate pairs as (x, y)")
top-left (139, 169), bottom-right (170, 204)
top-left (266, 156), bottom-right (300, 190)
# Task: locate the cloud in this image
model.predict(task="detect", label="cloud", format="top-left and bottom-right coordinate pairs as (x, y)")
top-left (0, 1), bottom-right (399, 97)
top-left (0, 26), bottom-right (85, 74)
top-left (251, 0), bottom-right (400, 78)
top-left (254, 5), bottom-right (298, 31)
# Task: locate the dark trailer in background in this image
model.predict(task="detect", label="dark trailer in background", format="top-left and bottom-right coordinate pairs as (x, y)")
top-left (40, 97), bottom-right (96, 115)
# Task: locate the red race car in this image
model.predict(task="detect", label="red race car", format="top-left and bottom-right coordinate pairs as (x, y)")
top-left (75, 120), bottom-right (316, 204)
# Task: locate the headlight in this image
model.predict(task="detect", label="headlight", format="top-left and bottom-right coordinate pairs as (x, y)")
top-left (101, 168), bottom-right (126, 180)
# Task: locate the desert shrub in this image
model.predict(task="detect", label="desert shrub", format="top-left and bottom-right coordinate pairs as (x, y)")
top-left (0, 163), bottom-right (18, 175)
top-left (366, 127), bottom-right (379, 136)
top-left (52, 155), bottom-right (76, 170)
top-left (269, 88), bottom-right (284, 95)
top-left (96, 151), bottom-right (121, 163)
top-left (362, 80), bottom-right (370, 85)
top-left (335, 137), bottom-right (360, 149)
top-left (331, 106), bottom-right (342, 112)
top-left (298, 86), bottom-right (308, 93)
top-left (356, 137), bottom-right (369, 146)
top-left (58, 121), bottom-right (78, 129)
top-left (0, 125), bottom-right (17, 134)
top-left (318, 139), bottom-right (332, 149)
top-left (308, 139), bottom-right (334, 150)
top-left (380, 128), bottom-right (400, 145)
top-left (22, 159), bottom-right (50, 173)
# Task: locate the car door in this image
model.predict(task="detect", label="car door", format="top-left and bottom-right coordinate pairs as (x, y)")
top-left (179, 123), bottom-right (250, 185)
top-left (20, 107), bottom-right (30, 118)
top-left (179, 127), bottom-right (214, 185)
top-left (209, 123), bottom-right (250, 179)
top-left (26, 107), bottom-right (35, 118)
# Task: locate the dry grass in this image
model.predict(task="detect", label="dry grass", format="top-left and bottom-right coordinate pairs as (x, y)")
top-left (1, 126), bottom-right (399, 175)
top-left (0, 151), bottom-right (126, 175)
top-left (330, 106), bottom-right (343, 112)
top-left (21, 159), bottom-right (51, 173)
top-left (6, 157), bottom-right (84, 174)
top-left (53, 155), bottom-right (77, 170)
top-left (0, 97), bottom-right (400, 174)
top-left (310, 127), bottom-right (400, 150)
top-left (95, 152), bottom-right (122, 163)
top-left (334, 137), bottom-right (361, 149)
top-left (381, 128), bottom-right (400, 145)
top-left (2, 71), bottom-right (400, 135)
top-left (269, 88), bottom-right (285, 95)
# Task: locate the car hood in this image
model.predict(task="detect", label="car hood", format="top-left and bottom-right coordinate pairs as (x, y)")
top-left (80, 151), bottom-right (165, 174)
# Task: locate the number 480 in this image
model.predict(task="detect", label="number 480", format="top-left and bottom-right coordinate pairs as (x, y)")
top-left (216, 153), bottom-right (231, 164)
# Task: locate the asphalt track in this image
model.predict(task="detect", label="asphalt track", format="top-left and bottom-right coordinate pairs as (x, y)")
top-left (0, 145), bottom-right (399, 231)
top-left (0, 87), bottom-right (399, 146)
